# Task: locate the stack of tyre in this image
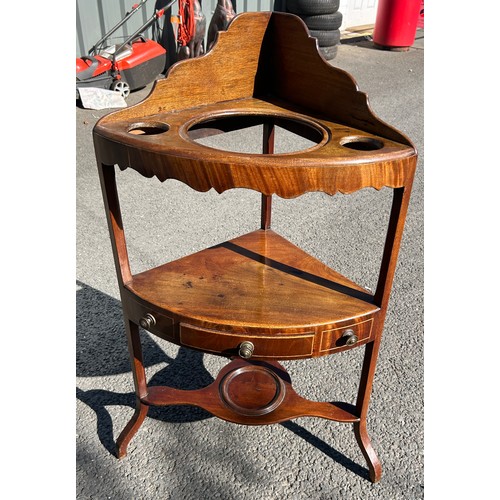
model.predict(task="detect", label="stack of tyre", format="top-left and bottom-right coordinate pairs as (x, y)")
top-left (286, 0), bottom-right (343, 61)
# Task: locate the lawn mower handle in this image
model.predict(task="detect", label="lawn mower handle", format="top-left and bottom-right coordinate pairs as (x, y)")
top-left (112, 0), bottom-right (177, 63)
top-left (88, 0), bottom-right (150, 55)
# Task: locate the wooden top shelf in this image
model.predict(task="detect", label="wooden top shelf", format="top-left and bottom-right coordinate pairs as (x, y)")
top-left (94, 11), bottom-right (417, 197)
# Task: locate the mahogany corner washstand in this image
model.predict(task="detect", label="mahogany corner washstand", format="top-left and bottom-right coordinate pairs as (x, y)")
top-left (93, 11), bottom-right (416, 483)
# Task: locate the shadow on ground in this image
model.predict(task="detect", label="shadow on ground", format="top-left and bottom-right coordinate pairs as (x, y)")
top-left (77, 280), bottom-right (371, 480)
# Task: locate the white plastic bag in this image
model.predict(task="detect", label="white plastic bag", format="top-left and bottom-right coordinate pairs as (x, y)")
top-left (78, 87), bottom-right (127, 110)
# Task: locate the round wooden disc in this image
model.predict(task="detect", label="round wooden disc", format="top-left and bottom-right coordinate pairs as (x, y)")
top-left (219, 364), bottom-right (286, 416)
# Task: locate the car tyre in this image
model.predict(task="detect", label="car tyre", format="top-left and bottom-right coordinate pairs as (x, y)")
top-left (286, 0), bottom-right (340, 16)
top-left (319, 44), bottom-right (338, 60)
top-left (309, 28), bottom-right (341, 47)
top-left (300, 11), bottom-right (342, 31)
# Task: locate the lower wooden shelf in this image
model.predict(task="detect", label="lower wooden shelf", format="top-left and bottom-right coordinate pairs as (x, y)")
top-left (123, 229), bottom-right (379, 359)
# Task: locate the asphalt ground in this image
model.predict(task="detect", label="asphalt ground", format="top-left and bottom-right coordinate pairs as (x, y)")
top-left (75, 30), bottom-right (424, 499)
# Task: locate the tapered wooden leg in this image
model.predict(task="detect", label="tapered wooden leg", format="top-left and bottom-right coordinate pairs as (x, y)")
top-left (354, 339), bottom-right (383, 482)
top-left (354, 420), bottom-right (382, 483)
top-left (260, 121), bottom-right (274, 230)
top-left (116, 318), bottom-right (149, 458)
top-left (116, 398), bottom-right (149, 458)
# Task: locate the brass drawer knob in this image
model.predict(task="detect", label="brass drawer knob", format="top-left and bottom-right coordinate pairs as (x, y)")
top-left (238, 341), bottom-right (254, 359)
top-left (139, 313), bottom-right (156, 330)
top-left (342, 329), bottom-right (358, 346)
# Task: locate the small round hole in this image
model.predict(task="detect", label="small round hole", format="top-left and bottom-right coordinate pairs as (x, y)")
top-left (128, 122), bottom-right (169, 135)
top-left (340, 136), bottom-right (384, 151)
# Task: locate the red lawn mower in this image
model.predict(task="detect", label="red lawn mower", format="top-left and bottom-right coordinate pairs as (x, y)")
top-left (76, 0), bottom-right (175, 100)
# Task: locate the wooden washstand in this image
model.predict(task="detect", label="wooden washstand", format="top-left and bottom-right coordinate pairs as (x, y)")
top-left (93, 11), bottom-right (417, 483)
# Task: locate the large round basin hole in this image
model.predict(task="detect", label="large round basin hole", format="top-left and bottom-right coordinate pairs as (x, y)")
top-left (187, 114), bottom-right (326, 154)
top-left (340, 136), bottom-right (384, 151)
top-left (128, 122), bottom-right (169, 135)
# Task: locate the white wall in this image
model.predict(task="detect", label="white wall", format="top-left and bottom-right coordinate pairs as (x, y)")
top-left (339, 0), bottom-right (379, 31)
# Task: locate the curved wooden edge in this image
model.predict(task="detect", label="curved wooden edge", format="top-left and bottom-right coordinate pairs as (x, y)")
top-left (140, 359), bottom-right (360, 425)
top-left (93, 11), bottom-right (417, 197)
top-left (253, 12), bottom-right (416, 149)
top-left (96, 11), bottom-right (273, 124)
top-left (93, 139), bottom-right (416, 199)
top-left (116, 399), bottom-right (149, 458)
top-left (354, 420), bottom-right (382, 483)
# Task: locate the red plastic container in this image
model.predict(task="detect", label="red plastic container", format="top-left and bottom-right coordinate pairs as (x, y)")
top-left (373, 0), bottom-right (421, 51)
top-left (417, 0), bottom-right (424, 29)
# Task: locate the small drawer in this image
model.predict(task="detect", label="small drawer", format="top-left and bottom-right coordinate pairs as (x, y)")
top-left (125, 299), bottom-right (174, 340)
top-left (179, 323), bottom-right (315, 359)
top-left (320, 319), bottom-right (374, 354)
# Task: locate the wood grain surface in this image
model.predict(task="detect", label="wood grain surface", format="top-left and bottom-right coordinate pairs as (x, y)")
top-left (93, 12), bottom-right (418, 481)
top-left (94, 12), bottom-right (417, 197)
